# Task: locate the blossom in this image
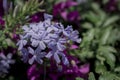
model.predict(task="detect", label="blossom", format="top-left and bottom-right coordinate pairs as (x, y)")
top-left (105, 0), bottom-right (118, 11)
top-left (28, 47), bottom-right (46, 64)
top-left (17, 13), bottom-right (81, 65)
top-left (0, 53), bottom-right (15, 76)
top-left (53, 1), bottom-right (80, 25)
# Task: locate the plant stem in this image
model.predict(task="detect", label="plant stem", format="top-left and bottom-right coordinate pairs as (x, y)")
top-left (44, 62), bottom-right (46, 80)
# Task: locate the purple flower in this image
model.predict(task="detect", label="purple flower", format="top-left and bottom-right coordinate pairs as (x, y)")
top-left (53, 1), bottom-right (80, 25)
top-left (0, 53), bottom-right (15, 76)
top-left (27, 64), bottom-right (40, 80)
top-left (53, 0), bottom-right (78, 16)
top-left (16, 35), bottom-right (27, 50)
top-left (67, 11), bottom-right (80, 22)
top-left (30, 12), bottom-right (44, 23)
top-left (17, 13), bottom-right (81, 65)
top-left (105, 0), bottom-right (118, 11)
top-left (28, 47), bottom-right (46, 64)
top-left (70, 44), bottom-right (79, 49)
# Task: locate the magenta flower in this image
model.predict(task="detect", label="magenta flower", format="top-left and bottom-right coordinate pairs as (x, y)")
top-left (30, 12), bottom-right (44, 23)
top-left (27, 64), bottom-right (40, 80)
top-left (70, 44), bottom-right (79, 49)
top-left (53, 1), bottom-right (80, 26)
top-left (27, 55), bottom-right (89, 80)
top-left (53, 1), bottom-right (78, 17)
top-left (67, 11), bottom-right (80, 22)
top-left (105, 0), bottom-right (118, 11)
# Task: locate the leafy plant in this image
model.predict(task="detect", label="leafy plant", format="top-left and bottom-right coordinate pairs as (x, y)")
top-left (0, 0), bottom-right (44, 50)
top-left (70, 2), bottom-right (120, 79)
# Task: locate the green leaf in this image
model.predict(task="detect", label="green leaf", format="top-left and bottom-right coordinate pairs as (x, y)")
top-left (100, 27), bottom-right (112, 45)
top-left (102, 0), bottom-right (109, 4)
top-left (103, 16), bottom-right (119, 27)
top-left (95, 61), bottom-right (107, 74)
top-left (98, 46), bottom-right (116, 69)
top-left (76, 77), bottom-right (84, 80)
top-left (98, 46), bottom-right (117, 54)
top-left (82, 23), bottom-right (93, 29)
top-left (99, 72), bottom-right (120, 80)
top-left (5, 38), bottom-right (16, 48)
top-left (88, 72), bottom-right (96, 80)
top-left (114, 67), bottom-right (120, 72)
top-left (104, 52), bottom-right (116, 69)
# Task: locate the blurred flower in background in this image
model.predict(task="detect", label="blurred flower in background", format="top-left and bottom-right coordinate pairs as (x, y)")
top-left (0, 53), bottom-right (15, 77)
top-left (105, 0), bottom-right (118, 11)
top-left (53, 0), bottom-right (80, 26)
top-left (27, 55), bottom-right (89, 80)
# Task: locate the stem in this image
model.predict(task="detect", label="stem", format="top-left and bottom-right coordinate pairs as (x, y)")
top-left (44, 62), bottom-right (46, 80)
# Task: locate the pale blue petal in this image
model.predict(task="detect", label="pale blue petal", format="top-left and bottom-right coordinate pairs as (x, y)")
top-left (28, 47), bottom-right (34, 55)
top-left (31, 40), bottom-right (39, 47)
top-left (45, 51), bottom-right (53, 58)
top-left (57, 43), bottom-right (66, 51)
top-left (39, 41), bottom-right (46, 50)
top-left (44, 13), bottom-right (53, 20)
top-left (28, 57), bottom-right (35, 65)
top-left (54, 53), bottom-right (60, 64)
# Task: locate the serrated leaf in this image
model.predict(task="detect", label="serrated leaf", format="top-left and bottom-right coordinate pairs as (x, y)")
top-left (103, 52), bottom-right (116, 69)
top-left (98, 46), bottom-right (117, 54)
top-left (97, 46), bottom-right (116, 69)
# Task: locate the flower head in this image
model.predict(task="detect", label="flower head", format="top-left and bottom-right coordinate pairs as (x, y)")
top-left (17, 13), bottom-right (81, 65)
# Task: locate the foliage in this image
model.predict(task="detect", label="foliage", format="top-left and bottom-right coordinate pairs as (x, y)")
top-left (70, 2), bottom-right (120, 79)
top-left (0, 0), bottom-right (43, 50)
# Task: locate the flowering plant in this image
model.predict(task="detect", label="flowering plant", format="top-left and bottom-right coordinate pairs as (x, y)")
top-left (0, 0), bottom-right (120, 80)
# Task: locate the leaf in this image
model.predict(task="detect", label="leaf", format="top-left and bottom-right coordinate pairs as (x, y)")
top-left (100, 27), bottom-right (112, 45)
top-left (102, 0), bottom-right (109, 4)
top-left (103, 16), bottom-right (119, 27)
top-left (98, 46), bottom-right (116, 69)
top-left (5, 38), bottom-right (16, 48)
top-left (85, 11), bottom-right (99, 23)
top-left (88, 72), bottom-right (96, 80)
top-left (104, 52), bottom-right (116, 69)
top-left (98, 46), bottom-right (117, 54)
top-left (95, 61), bottom-right (107, 74)
top-left (99, 72), bottom-right (120, 80)
top-left (114, 67), bottom-right (120, 72)
top-left (82, 23), bottom-right (93, 29)
top-left (76, 77), bottom-right (84, 80)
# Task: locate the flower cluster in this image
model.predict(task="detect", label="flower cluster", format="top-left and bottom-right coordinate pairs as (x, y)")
top-left (0, 53), bottom-right (15, 76)
top-left (17, 13), bottom-right (81, 65)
